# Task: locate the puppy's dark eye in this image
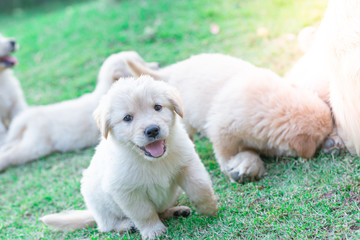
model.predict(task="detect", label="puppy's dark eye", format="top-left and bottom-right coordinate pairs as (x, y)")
top-left (154, 105), bottom-right (162, 111)
top-left (123, 115), bottom-right (133, 122)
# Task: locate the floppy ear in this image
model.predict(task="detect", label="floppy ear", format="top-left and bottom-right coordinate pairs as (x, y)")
top-left (112, 69), bottom-right (123, 82)
top-left (289, 134), bottom-right (317, 158)
top-left (93, 98), bottom-right (111, 139)
top-left (125, 59), bottom-right (163, 80)
top-left (166, 87), bottom-right (184, 118)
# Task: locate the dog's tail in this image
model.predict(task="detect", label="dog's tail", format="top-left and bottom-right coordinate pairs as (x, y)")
top-left (126, 59), bottom-right (166, 81)
top-left (40, 210), bottom-right (95, 231)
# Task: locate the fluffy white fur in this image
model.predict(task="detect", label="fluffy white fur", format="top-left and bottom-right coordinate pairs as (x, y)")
top-left (126, 54), bottom-right (333, 183)
top-left (127, 54), bottom-right (255, 137)
top-left (286, 0), bottom-right (360, 155)
top-left (297, 26), bottom-right (317, 54)
top-left (0, 51), bottom-right (158, 171)
top-left (0, 33), bottom-right (27, 144)
top-left (41, 76), bottom-right (217, 239)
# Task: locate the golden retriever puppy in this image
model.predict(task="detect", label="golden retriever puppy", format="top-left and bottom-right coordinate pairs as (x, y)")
top-left (126, 54), bottom-right (333, 183)
top-left (324, 0), bottom-right (360, 155)
top-left (0, 34), bottom-right (27, 144)
top-left (286, 0), bottom-right (359, 155)
top-left (41, 76), bottom-right (218, 239)
top-left (206, 70), bottom-right (333, 183)
top-left (127, 54), bottom-right (255, 137)
top-left (0, 51), bottom-right (158, 171)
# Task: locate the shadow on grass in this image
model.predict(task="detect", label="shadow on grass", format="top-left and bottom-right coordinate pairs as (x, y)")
top-left (0, 0), bottom-right (92, 15)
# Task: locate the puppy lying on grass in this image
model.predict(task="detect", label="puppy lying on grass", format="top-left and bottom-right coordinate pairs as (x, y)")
top-left (41, 76), bottom-right (218, 239)
top-left (206, 69), bottom-right (333, 183)
top-left (0, 51), bottom-right (158, 171)
top-left (0, 33), bottom-right (27, 144)
top-left (126, 54), bottom-right (333, 183)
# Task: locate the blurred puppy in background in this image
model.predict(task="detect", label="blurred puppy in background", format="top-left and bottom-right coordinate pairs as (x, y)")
top-left (286, 0), bottom-right (360, 155)
top-left (41, 76), bottom-right (217, 239)
top-left (0, 34), bottom-right (27, 145)
top-left (126, 54), bottom-right (333, 183)
top-left (0, 51), bottom-right (159, 171)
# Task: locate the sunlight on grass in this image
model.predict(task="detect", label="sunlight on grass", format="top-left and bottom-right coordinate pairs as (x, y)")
top-left (0, 0), bottom-right (359, 239)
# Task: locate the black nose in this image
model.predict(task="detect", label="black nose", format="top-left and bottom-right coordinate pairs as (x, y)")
top-left (144, 125), bottom-right (160, 138)
top-left (9, 40), bottom-right (16, 50)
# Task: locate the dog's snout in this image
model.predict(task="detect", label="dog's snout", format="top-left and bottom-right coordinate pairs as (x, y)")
top-left (145, 125), bottom-right (160, 138)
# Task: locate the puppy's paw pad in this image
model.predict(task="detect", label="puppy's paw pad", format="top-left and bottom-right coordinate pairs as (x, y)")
top-left (173, 207), bottom-right (191, 218)
top-left (322, 136), bottom-right (346, 155)
top-left (114, 218), bottom-right (136, 233)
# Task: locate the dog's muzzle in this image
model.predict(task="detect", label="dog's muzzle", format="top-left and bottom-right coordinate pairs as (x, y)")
top-left (138, 139), bottom-right (166, 158)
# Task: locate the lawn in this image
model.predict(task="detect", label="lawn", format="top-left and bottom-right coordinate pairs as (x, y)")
top-left (1, 0), bottom-right (359, 239)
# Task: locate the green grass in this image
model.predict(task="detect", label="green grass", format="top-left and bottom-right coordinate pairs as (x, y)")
top-left (1, 0), bottom-right (359, 239)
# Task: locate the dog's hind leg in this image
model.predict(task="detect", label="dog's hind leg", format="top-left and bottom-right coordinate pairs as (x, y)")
top-left (0, 128), bottom-right (52, 171)
top-left (113, 218), bottom-right (136, 233)
top-left (159, 206), bottom-right (191, 220)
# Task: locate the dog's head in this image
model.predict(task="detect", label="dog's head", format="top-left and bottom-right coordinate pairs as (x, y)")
top-left (97, 51), bottom-right (160, 84)
top-left (287, 92), bottom-right (333, 158)
top-left (94, 75), bottom-right (183, 161)
top-left (0, 34), bottom-right (18, 72)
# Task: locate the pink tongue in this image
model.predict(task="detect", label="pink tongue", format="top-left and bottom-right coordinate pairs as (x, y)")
top-left (0, 56), bottom-right (17, 65)
top-left (145, 140), bottom-right (165, 157)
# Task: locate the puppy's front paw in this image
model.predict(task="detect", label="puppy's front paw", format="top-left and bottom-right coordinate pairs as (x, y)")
top-left (140, 222), bottom-right (166, 240)
top-left (226, 152), bottom-right (265, 184)
top-left (322, 134), bottom-right (347, 155)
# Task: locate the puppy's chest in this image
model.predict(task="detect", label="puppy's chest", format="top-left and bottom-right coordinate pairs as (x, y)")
top-left (145, 176), bottom-right (179, 203)
top-left (134, 160), bottom-right (181, 187)
top-left (120, 159), bottom-right (181, 191)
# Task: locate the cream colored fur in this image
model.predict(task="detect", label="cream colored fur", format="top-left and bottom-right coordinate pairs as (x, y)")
top-left (126, 54), bottom-right (333, 183)
top-left (297, 26), bottom-right (317, 54)
top-left (0, 34), bottom-right (27, 145)
top-left (127, 54), bottom-right (255, 137)
top-left (286, 0), bottom-right (360, 155)
top-left (41, 76), bottom-right (217, 239)
top-left (0, 51), bottom-right (158, 171)
top-left (206, 69), bottom-right (333, 182)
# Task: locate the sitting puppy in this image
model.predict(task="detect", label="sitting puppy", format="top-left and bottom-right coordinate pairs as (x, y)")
top-left (0, 51), bottom-right (158, 171)
top-left (41, 76), bottom-right (218, 239)
top-left (206, 69), bottom-right (333, 183)
top-left (126, 54), bottom-right (333, 183)
top-left (0, 34), bottom-right (27, 144)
